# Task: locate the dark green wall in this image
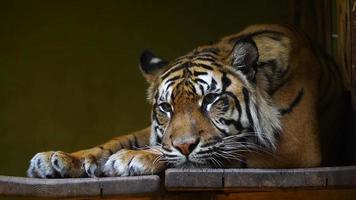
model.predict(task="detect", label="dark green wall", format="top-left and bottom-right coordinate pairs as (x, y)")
top-left (0, 1), bottom-right (289, 176)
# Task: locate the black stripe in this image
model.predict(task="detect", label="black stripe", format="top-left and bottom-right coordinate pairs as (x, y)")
top-left (165, 154), bottom-right (178, 158)
top-left (186, 81), bottom-right (196, 93)
top-left (221, 97), bottom-right (229, 112)
top-left (154, 126), bottom-right (161, 135)
top-left (211, 122), bottom-right (229, 137)
top-left (161, 62), bottom-right (190, 80)
top-left (224, 91), bottom-right (243, 123)
top-left (194, 78), bottom-right (209, 85)
top-left (233, 95), bottom-right (242, 121)
top-left (133, 134), bottom-right (139, 148)
top-left (279, 89), bottom-right (304, 115)
top-left (199, 85), bottom-right (205, 95)
top-left (36, 158), bottom-right (42, 168)
top-left (197, 63), bottom-right (214, 70)
top-left (212, 62), bottom-right (223, 68)
top-left (111, 160), bottom-right (116, 169)
top-left (127, 156), bottom-right (135, 168)
top-left (193, 71), bottom-right (208, 76)
top-left (221, 72), bottom-right (231, 91)
top-left (219, 118), bottom-right (244, 131)
top-left (210, 78), bottom-right (217, 91)
top-left (195, 57), bottom-right (216, 63)
top-left (156, 134), bottom-right (162, 144)
top-left (164, 89), bottom-right (170, 100)
top-left (165, 76), bottom-right (180, 83)
top-left (169, 60), bottom-right (183, 67)
top-left (242, 87), bottom-right (254, 127)
top-left (166, 81), bottom-right (175, 90)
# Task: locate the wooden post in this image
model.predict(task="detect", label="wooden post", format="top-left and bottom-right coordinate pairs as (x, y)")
top-left (335, 0), bottom-right (352, 90)
top-left (290, 0), bottom-right (332, 54)
top-left (352, 0), bottom-right (356, 108)
top-left (290, 0), bottom-right (352, 91)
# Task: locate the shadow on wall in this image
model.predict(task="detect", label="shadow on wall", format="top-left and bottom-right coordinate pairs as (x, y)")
top-left (0, 1), bottom-right (289, 176)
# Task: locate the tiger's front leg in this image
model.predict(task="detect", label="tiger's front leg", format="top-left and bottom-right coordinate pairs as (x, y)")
top-left (103, 149), bottom-right (166, 176)
top-left (27, 127), bottom-right (152, 178)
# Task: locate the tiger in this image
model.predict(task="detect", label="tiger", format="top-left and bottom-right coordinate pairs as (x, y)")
top-left (27, 24), bottom-right (347, 178)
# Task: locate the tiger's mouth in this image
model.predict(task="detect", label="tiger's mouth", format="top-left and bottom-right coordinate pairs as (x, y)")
top-left (157, 133), bottom-right (263, 168)
top-left (165, 143), bottom-right (222, 168)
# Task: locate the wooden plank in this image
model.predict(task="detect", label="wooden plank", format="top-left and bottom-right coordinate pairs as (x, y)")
top-left (0, 175), bottom-right (160, 198)
top-left (224, 166), bottom-right (356, 189)
top-left (165, 166), bottom-right (356, 191)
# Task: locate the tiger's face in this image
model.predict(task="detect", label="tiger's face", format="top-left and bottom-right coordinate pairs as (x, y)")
top-left (140, 38), bottom-right (281, 167)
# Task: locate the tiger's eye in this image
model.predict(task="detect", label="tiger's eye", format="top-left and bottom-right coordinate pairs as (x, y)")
top-left (203, 93), bottom-right (218, 104)
top-left (159, 103), bottom-right (172, 113)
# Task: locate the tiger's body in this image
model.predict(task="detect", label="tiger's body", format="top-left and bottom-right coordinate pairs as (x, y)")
top-left (28, 24), bottom-right (346, 178)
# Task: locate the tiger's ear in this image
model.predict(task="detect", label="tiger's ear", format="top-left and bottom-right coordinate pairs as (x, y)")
top-left (230, 38), bottom-right (259, 82)
top-left (139, 50), bottom-right (168, 83)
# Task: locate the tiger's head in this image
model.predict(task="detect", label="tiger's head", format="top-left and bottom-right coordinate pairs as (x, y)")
top-left (139, 38), bottom-right (281, 167)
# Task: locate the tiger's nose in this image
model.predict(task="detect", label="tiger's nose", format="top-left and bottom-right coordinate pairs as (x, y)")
top-left (173, 138), bottom-right (200, 156)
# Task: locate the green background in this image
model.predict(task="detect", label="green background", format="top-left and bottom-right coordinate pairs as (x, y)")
top-left (0, 1), bottom-right (289, 177)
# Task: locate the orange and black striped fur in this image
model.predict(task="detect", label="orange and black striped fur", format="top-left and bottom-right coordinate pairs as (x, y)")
top-left (28, 24), bottom-right (346, 178)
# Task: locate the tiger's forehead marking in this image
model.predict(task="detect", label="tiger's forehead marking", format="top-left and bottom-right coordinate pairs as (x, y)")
top-left (154, 47), bottom-right (240, 104)
top-left (157, 63), bottom-right (225, 103)
top-left (160, 47), bottom-right (223, 79)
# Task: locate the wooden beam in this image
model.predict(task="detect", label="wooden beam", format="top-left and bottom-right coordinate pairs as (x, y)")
top-left (0, 175), bottom-right (160, 198)
top-left (165, 166), bottom-right (356, 191)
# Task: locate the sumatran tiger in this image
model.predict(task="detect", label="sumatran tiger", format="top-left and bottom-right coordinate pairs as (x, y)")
top-left (28, 24), bottom-right (347, 178)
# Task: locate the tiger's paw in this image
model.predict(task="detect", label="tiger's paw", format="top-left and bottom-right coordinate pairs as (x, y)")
top-left (27, 151), bottom-right (98, 178)
top-left (103, 149), bottom-right (165, 177)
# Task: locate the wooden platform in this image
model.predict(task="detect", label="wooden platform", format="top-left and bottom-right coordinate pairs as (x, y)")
top-left (0, 167), bottom-right (356, 199)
